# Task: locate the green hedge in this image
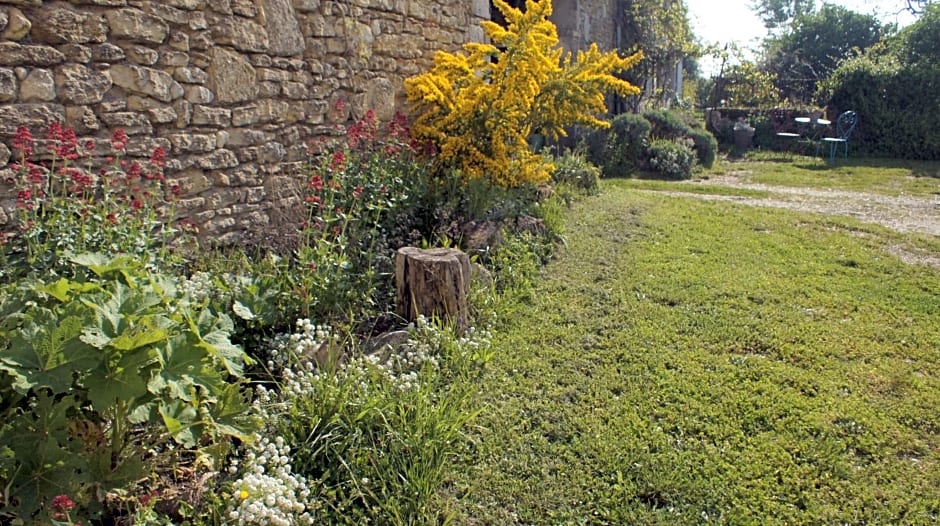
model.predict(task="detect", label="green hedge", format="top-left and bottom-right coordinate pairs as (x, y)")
top-left (819, 57), bottom-right (940, 160)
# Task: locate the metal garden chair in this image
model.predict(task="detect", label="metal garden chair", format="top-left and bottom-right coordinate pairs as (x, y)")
top-left (819, 111), bottom-right (858, 161)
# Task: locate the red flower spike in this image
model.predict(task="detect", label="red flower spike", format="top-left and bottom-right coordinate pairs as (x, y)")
top-left (52, 495), bottom-right (75, 512)
top-left (111, 129), bottom-right (128, 151)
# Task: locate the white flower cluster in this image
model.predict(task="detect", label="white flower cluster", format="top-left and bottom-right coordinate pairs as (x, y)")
top-left (179, 271), bottom-right (213, 303)
top-left (264, 318), bottom-right (333, 373)
top-left (226, 435), bottom-right (315, 526)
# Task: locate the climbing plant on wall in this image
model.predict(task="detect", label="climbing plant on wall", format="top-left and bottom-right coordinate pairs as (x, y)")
top-left (405, 0), bottom-right (642, 188)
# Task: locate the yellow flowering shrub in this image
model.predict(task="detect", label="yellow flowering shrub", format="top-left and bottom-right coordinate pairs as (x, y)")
top-left (405, 0), bottom-right (643, 187)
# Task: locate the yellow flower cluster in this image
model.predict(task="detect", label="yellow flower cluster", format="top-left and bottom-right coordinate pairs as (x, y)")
top-left (405, 0), bottom-right (643, 187)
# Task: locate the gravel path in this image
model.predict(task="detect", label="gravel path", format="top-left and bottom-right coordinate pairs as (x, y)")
top-left (653, 174), bottom-right (940, 267)
top-left (681, 175), bottom-right (940, 236)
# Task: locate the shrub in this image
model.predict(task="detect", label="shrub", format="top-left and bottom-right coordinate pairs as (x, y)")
top-left (687, 128), bottom-right (718, 168)
top-left (647, 139), bottom-right (695, 180)
top-left (551, 150), bottom-right (601, 194)
top-left (599, 113), bottom-right (652, 177)
top-left (642, 109), bottom-right (693, 140)
top-left (405, 0), bottom-right (642, 187)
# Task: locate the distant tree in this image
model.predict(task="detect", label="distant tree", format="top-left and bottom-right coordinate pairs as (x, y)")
top-left (761, 3), bottom-right (888, 103)
top-left (751, 0), bottom-right (815, 29)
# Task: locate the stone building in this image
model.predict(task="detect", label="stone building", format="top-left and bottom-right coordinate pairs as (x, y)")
top-left (0, 0), bottom-right (619, 243)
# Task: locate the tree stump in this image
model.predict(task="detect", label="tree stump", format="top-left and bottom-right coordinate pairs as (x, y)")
top-left (395, 247), bottom-right (470, 331)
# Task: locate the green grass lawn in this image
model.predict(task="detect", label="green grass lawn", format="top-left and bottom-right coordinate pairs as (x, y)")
top-left (711, 152), bottom-right (940, 198)
top-left (442, 182), bottom-right (940, 525)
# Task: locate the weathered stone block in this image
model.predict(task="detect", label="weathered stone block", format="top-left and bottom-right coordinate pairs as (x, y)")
top-left (169, 132), bottom-right (216, 153)
top-left (33, 6), bottom-right (107, 44)
top-left (0, 43), bottom-right (66, 67)
top-left (56, 64), bottom-right (112, 104)
top-left (125, 45), bottom-right (160, 66)
top-left (196, 149), bottom-right (239, 170)
top-left (0, 69), bottom-right (16, 102)
top-left (184, 85), bottom-right (214, 104)
top-left (173, 66), bottom-right (208, 84)
top-left (110, 64), bottom-right (184, 102)
top-left (258, 0), bottom-right (305, 56)
top-left (0, 103), bottom-right (66, 136)
top-left (60, 44), bottom-right (92, 63)
top-left (293, 0), bottom-right (320, 12)
top-left (211, 16), bottom-right (268, 53)
top-left (148, 106), bottom-right (178, 123)
top-left (1, 8), bottom-right (31, 40)
top-left (231, 0), bottom-right (257, 17)
top-left (165, 0), bottom-right (206, 9)
top-left (192, 105), bottom-right (230, 126)
top-left (281, 81), bottom-right (309, 99)
top-left (91, 43), bottom-right (125, 62)
top-left (207, 47), bottom-right (257, 104)
top-left (123, 137), bottom-right (171, 157)
top-left (258, 81), bottom-right (280, 98)
top-left (64, 105), bottom-right (100, 133)
top-left (106, 8), bottom-right (170, 44)
top-left (0, 143), bottom-right (10, 166)
top-left (225, 128), bottom-right (267, 146)
top-left (99, 111), bottom-right (154, 135)
top-left (168, 32), bottom-right (190, 52)
top-left (20, 69), bottom-right (55, 102)
top-left (159, 51), bottom-right (190, 67)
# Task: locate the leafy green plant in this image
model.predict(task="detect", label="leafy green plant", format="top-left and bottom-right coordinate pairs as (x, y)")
top-left (0, 254), bottom-right (257, 523)
top-left (647, 139), bottom-right (695, 180)
top-left (551, 151), bottom-right (601, 194)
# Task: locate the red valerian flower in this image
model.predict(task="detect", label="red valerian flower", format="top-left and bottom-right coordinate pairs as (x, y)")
top-left (149, 146), bottom-right (167, 168)
top-left (171, 184), bottom-right (182, 196)
top-left (111, 129), bottom-right (128, 151)
top-left (13, 126), bottom-right (34, 159)
top-left (330, 151), bottom-right (345, 171)
top-left (126, 161), bottom-right (142, 180)
top-left (131, 198), bottom-right (144, 211)
top-left (352, 186), bottom-right (364, 199)
top-left (52, 495), bottom-right (75, 512)
top-left (308, 175), bottom-right (323, 191)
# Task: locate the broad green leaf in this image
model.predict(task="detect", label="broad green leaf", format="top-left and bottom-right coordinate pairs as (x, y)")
top-left (35, 278), bottom-right (73, 302)
top-left (0, 310), bottom-right (99, 394)
top-left (159, 400), bottom-right (198, 448)
top-left (207, 382), bottom-right (258, 442)
top-left (148, 334), bottom-right (217, 401)
top-left (232, 300), bottom-right (256, 321)
top-left (70, 252), bottom-right (141, 285)
top-left (85, 349), bottom-right (152, 413)
top-left (109, 314), bottom-right (171, 351)
top-left (190, 309), bottom-right (250, 377)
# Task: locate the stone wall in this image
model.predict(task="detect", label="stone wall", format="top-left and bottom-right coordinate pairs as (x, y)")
top-left (0, 0), bottom-right (490, 243)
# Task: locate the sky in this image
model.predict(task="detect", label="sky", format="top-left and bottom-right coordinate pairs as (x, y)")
top-left (685, 0), bottom-right (918, 75)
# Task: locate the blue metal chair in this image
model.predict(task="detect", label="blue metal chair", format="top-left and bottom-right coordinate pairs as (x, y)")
top-left (819, 111), bottom-right (858, 161)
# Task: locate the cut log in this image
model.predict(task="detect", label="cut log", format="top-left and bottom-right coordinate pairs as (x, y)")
top-left (395, 247), bottom-right (470, 331)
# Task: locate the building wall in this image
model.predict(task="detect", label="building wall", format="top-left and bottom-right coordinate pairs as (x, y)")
top-left (552, 0), bottom-right (617, 53)
top-left (0, 0), bottom-right (489, 243)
